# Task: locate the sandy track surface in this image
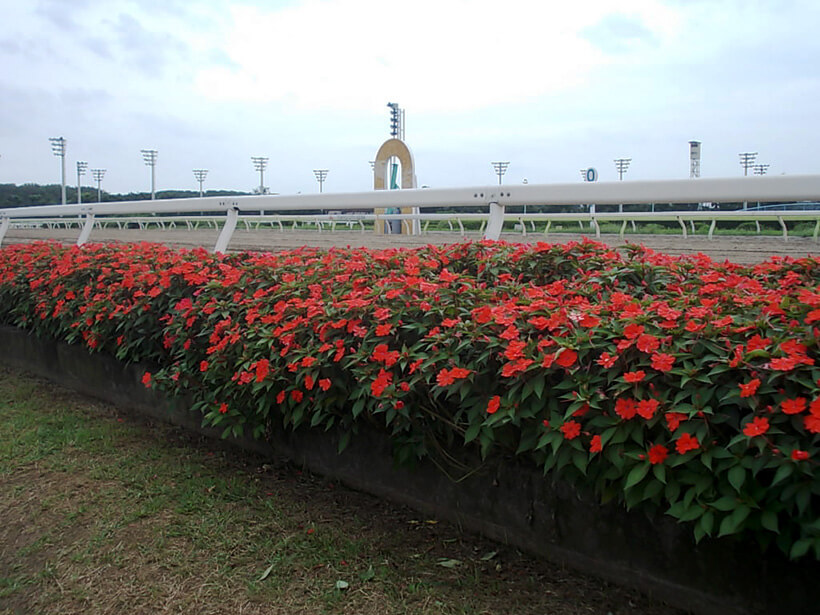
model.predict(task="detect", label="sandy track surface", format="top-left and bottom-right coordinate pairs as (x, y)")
top-left (5, 227), bottom-right (819, 264)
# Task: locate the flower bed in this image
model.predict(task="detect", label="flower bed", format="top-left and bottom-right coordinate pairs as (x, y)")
top-left (1, 239), bottom-right (818, 561)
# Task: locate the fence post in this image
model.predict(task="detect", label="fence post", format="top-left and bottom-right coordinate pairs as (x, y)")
top-left (77, 213), bottom-right (95, 246)
top-left (0, 217), bottom-right (9, 247)
top-left (484, 201), bottom-right (504, 240)
top-left (214, 206), bottom-right (239, 254)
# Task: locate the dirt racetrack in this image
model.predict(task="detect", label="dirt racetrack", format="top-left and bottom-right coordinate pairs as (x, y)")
top-left (4, 226), bottom-right (819, 264)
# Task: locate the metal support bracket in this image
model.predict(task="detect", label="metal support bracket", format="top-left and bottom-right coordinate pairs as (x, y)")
top-left (214, 206), bottom-right (239, 254)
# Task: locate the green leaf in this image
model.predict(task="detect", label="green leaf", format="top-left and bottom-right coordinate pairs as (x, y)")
top-left (789, 538), bottom-right (812, 560)
top-left (464, 422), bottom-right (481, 445)
top-left (710, 495), bottom-right (737, 512)
top-left (761, 510), bottom-right (779, 534)
top-left (258, 563), bottom-right (275, 581)
top-left (624, 462), bottom-right (650, 490)
top-left (728, 465), bottom-right (746, 493)
top-left (718, 505), bottom-right (751, 537)
top-left (770, 463), bottom-right (794, 487)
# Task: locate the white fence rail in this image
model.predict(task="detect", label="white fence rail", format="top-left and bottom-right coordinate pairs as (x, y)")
top-left (2, 174), bottom-right (820, 252)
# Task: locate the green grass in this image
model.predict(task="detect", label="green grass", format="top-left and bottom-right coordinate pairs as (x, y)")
top-left (0, 366), bottom-right (682, 615)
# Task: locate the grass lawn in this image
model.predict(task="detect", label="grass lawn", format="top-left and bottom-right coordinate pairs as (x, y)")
top-left (0, 366), bottom-right (685, 615)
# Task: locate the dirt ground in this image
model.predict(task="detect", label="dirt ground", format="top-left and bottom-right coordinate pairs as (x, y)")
top-left (4, 226), bottom-right (819, 264)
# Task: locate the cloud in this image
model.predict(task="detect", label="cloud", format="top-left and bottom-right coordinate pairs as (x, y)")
top-left (582, 13), bottom-right (656, 54)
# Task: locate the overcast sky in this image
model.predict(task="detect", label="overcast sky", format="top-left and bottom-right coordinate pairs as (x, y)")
top-left (1, 0), bottom-right (818, 196)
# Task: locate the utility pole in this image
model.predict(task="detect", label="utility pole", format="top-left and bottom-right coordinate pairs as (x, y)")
top-left (76, 161), bottom-right (88, 204)
top-left (753, 164), bottom-right (770, 176)
top-left (251, 156), bottom-right (268, 194)
top-left (313, 169), bottom-right (329, 193)
top-left (491, 161), bottom-right (510, 185)
top-left (141, 149), bottom-right (158, 199)
top-left (192, 169), bottom-right (208, 197)
top-left (738, 152), bottom-right (758, 176)
top-left (91, 169), bottom-right (106, 203)
top-left (614, 158), bottom-right (631, 180)
top-left (49, 137), bottom-right (67, 205)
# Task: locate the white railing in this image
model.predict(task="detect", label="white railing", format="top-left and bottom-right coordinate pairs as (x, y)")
top-left (2, 174), bottom-right (820, 252)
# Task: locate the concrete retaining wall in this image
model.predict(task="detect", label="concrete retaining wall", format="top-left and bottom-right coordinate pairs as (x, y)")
top-left (1, 324), bottom-right (817, 615)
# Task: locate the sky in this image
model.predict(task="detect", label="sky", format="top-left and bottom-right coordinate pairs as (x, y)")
top-left (1, 0), bottom-right (818, 196)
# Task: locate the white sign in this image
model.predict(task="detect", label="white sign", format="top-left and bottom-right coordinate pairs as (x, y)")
top-left (585, 167), bottom-right (598, 182)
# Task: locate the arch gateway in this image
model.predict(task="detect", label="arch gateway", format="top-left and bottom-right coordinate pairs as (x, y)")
top-left (373, 138), bottom-right (419, 235)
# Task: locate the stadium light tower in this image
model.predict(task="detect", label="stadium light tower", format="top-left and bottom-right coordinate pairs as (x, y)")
top-left (251, 156), bottom-right (269, 194)
top-left (753, 163), bottom-right (770, 176)
top-left (387, 102), bottom-right (405, 140)
top-left (614, 158), bottom-right (631, 180)
top-left (313, 169), bottom-right (329, 193)
top-left (492, 161), bottom-right (510, 185)
top-left (91, 169), bottom-right (106, 202)
top-left (141, 149), bottom-right (158, 199)
top-left (76, 161), bottom-right (88, 204)
top-left (738, 152), bottom-right (758, 176)
top-left (192, 169), bottom-right (208, 197)
top-left (49, 137), bottom-right (67, 205)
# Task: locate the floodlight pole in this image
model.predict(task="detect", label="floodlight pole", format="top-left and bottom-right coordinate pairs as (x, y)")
top-left (491, 161), bottom-right (509, 185)
top-left (91, 169), bottom-right (106, 202)
top-left (49, 137), bottom-right (67, 205)
top-left (313, 169), bottom-right (329, 193)
top-left (251, 156), bottom-right (269, 194)
top-left (141, 149), bottom-right (158, 199)
top-left (739, 152), bottom-right (758, 176)
top-left (614, 158), bottom-right (631, 181)
top-left (193, 169), bottom-right (208, 198)
top-left (76, 161), bottom-right (88, 205)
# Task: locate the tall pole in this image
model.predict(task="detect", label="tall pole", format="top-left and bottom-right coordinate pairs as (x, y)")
top-left (193, 169), bottom-right (208, 197)
top-left (614, 158), bottom-right (631, 180)
top-left (49, 137), bottom-right (67, 205)
top-left (313, 169), bottom-right (329, 193)
top-left (753, 163), bottom-right (770, 176)
top-left (76, 161), bottom-right (88, 205)
top-left (91, 168), bottom-right (106, 202)
top-left (141, 149), bottom-right (158, 199)
top-left (251, 156), bottom-right (269, 194)
top-left (491, 161), bottom-right (509, 185)
top-left (738, 152), bottom-right (758, 176)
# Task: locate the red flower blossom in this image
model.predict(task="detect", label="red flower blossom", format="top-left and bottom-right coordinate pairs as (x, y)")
top-left (199, 360), bottom-right (209, 372)
top-left (623, 370), bottom-right (646, 383)
top-left (555, 348), bottom-right (578, 368)
top-left (290, 390), bottom-right (304, 402)
top-left (770, 356), bottom-right (798, 371)
top-left (665, 412), bottom-right (687, 432)
top-left (560, 420), bottom-right (581, 440)
top-left (142, 372), bottom-right (152, 388)
top-left (589, 434), bottom-right (603, 453)
top-left (318, 378), bottom-right (331, 391)
top-left (738, 379), bottom-right (761, 398)
top-left (650, 353), bottom-right (675, 372)
top-left (579, 314), bottom-right (600, 328)
top-left (637, 398), bottom-right (660, 419)
top-left (255, 358), bottom-right (270, 383)
top-left (501, 358), bottom-right (533, 377)
top-left (436, 367), bottom-right (472, 386)
top-left (804, 414), bottom-right (820, 434)
top-left (648, 444), bottom-right (669, 465)
top-left (371, 369), bottom-right (392, 397)
top-left (486, 395), bottom-right (501, 415)
top-left (615, 398), bottom-right (638, 420)
top-left (675, 433), bottom-right (699, 454)
top-left (791, 449), bottom-right (810, 461)
top-left (623, 323), bottom-right (644, 339)
top-left (218, 402), bottom-right (228, 414)
top-left (636, 334), bottom-right (660, 354)
top-left (596, 352), bottom-right (617, 368)
top-left (781, 397), bottom-right (807, 415)
top-left (743, 416), bottom-right (770, 437)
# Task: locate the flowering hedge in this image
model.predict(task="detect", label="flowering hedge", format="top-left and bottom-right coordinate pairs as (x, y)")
top-left (1, 239), bottom-right (819, 559)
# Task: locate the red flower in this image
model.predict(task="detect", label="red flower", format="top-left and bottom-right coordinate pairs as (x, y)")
top-left (781, 397), bottom-right (807, 415)
top-left (375, 323), bottom-right (392, 336)
top-left (791, 449), bottom-right (810, 461)
top-left (650, 353), bottom-right (674, 372)
top-left (770, 356), bottom-right (798, 371)
top-left (555, 348), bottom-right (578, 368)
top-left (371, 369), bottom-right (392, 397)
top-left (623, 323), bottom-right (644, 339)
top-left (636, 334), bottom-right (660, 354)
top-left (218, 402), bottom-right (228, 414)
top-left (589, 434), bottom-right (603, 453)
top-left (804, 414), bottom-right (820, 434)
top-left (199, 360), bottom-right (209, 372)
top-left (290, 390), bottom-right (304, 402)
top-left (675, 433), bottom-right (699, 454)
top-left (318, 378), bottom-right (331, 391)
top-left (648, 444), bottom-right (669, 465)
top-left (637, 398), bottom-right (659, 419)
top-left (142, 372), bottom-right (152, 388)
top-left (743, 416), bottom-right (770, 437)
top-left (579, 313), bottom-right (600, 328)
top-left (738, 379), bottom-right (760, 398)
top-left (436, 367), bottom-right (471, 386)
top-left (560, 420), bottom-right (581, 440)
top-left (623, 370), bottom-right (646, 383)
top-left (255, 358), bottom-right (270, 383)
top-left (486, 395), bottom-right (501, 415)
top-left (501, 358), bottom-right (533, 378)
top-left (596, 352), bottom-right (617, 368)
top-left (665, 412), bottom-right (687, 432)
top-left (614, 398), bottom-right (638, 420)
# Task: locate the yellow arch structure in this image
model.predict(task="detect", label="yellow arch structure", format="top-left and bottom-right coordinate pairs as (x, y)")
top-left (373, 138), bottom-right (417, 234)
